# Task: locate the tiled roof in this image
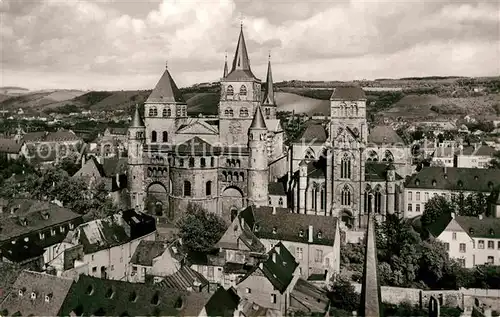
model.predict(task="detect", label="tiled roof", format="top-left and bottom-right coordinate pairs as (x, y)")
top-left (0, 199), bottom-right (82, 242)
top-left (107, 127), bottom-right (128, 135)
top-left (0, 138), bottom-right (23, 154)
top-left (71, 218), bottom-right (130, 254)
top-left (290, 278), bottom-right (330, 314)
top-left (21, 131), bottom-right (46, 142)
top-left (146, 67), bottom-right (186, 104)
top-left (368, 125), bottom-right (404, 145)
top-left (130, 240), bottom-right (167, 266)
top-left (297, 124), bottom-right (327, 143)
top-left (457, 145), bottom-right (497, 156)
top-left (330, 86), bottom-right (366, 100)
top-left (365, 162), bottom-right (403, 182)
top-left (0, 263), bottom-right (22, 302)
top-left (204, 287), bottom-right (240, 317)
top-left (405, 167), bottom-right (500, 192)
top-left (455, 216), bottom-right (500, 239)
top-left (259, 242), bottom-right (298, 293)
top-left (1, 270), bottom-right (74, 317)
top-left (216, 214), bottom-right (266, 253)
top-left (45, 129), bottom-right (81, 142)
top-left (239, 298), bottom-right (279, 317)
top-left (59, 274), bottom-right (198, 316)
top-left (239, 205), bottom-right (339, 246)
top-left (0, 240), bottom-right (45, 263)
top-left (157, 266), bottom-right (209, 291)
top-left (268, 182), bottom-right (286, 195)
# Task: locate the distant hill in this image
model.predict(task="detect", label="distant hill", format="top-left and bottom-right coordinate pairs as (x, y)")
top-left (0, 89), bottom-right (86, 112)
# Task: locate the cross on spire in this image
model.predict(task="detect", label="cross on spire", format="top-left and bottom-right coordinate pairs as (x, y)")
top-left (165, 60), bottom-right (168, 69)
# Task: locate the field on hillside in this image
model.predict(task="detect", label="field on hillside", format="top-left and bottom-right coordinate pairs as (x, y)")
top-left (0, 89), bottom-right (86, 112)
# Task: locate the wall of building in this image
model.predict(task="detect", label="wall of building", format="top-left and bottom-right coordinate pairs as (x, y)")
top-left (237, 274), bottom-right (286, 312)
top-left (436, 220), bottom-right (475, 268)
top-left (456, 155), bottom-right (491, 169)
top-left (471, 236), bottom-right (500, 266)
top-left (190, 264), bottom-right (224, 285)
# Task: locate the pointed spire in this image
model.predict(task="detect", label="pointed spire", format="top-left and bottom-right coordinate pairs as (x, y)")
top-left (262, 52), bottom-right (275, 106)
top-left (131, 103), bottom-right (144, 128)
top-left (231, 26), bottom-right (251, 73)
top-left (359, 214), bottom-right (382, 317)
top-left (250, 106), bottom-right (267, 130)
top-left (146, 64), bottom-right (185, 104)
top-left (223, 51), bottom-right (228, 78)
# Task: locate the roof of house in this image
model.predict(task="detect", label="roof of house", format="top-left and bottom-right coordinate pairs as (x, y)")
top-left (130, 240), bottom-right (168, 266)
top-left (146, 67), bottom-right (186, 104)
top-left (457, 145), bottom-right (497, 157)
top-left (0, 240), bottom-right (45, 263)
top-left (256, 242), bottom-right (298, 293)
top-left (433, 147), bottom-right (456, 158)
top-left (268, 182), bottom-right (286, 196)
top-left (45, 129), bottom-right (81, 142)
top-left (0, 270), bottom-right (74, 317)
top-left (0, 263), bottom-right (23, 302)
top-left (0, 199), bottom-right (82, 243)
top-left (59, 274), bottom-right (200, 317)
top-left (216, 213), bottom-right (266, 253)
top-left (239, 205), bottom-right (339, 246)
top-left (405, 167), bottom-right (500, 192)
top-left (106, 127), bottom-right (128, 135)
top-left (425, 212), bottom-right (454, 239)
top-left (131, 103), bottom-right (145, 127)
top-left (239, 298), bottom-right (280, 317)
top-left (455, 216), bottom-right (500, 239)
top-left (296, 124), bottom-right (327, 143)
top-left (21, 131), bottom-right (46, 142)
top-left (368, 125), bottom-right (404, 145)
top-left (0, 138), bottom-right (23, 154)
top-left (290, 278), bottom-right (330, 314)
top-left (203, 287), bottom-right (240, 317)
top-left (157, 266), bottom-right (209, 291)
top-left (330, 86), bottom-right (366, 100)
top-left (365, 162), bottom-right (403, 182)
top-left (66, 218), bottom-right (129, 254)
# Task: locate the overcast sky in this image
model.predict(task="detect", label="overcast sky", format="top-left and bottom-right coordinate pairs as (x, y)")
top-left (1, 0), bottom-right (499, 91)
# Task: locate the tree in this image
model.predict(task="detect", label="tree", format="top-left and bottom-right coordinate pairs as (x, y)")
top-left (421, 195), bottom-right (454, 227)
top-left (328, 275), bottom-right (360, 312)
top-left (56, 155), bottom-right (81, 176)
top-left (176, 203), bottom-right (227, 253)
top-left (489, 151), bottom-right (500, 169)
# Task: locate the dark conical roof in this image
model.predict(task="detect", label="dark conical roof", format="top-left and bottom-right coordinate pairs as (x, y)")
top-left (146, 65), bottom-right (185, 104)
top-left (262, 58), bottom-right (275, 106)
top-left (250, 106), bottom-right (267, 130)
top-left (223, 53), bottom-right (229, 78)
top-left (225, 26), bottom-right (258, 82)
top-left (359, 214), bottom-right (382, 317)
top-left (131, 104), bottom-right (144, 128)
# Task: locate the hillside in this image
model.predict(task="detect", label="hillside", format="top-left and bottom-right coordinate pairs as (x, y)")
top-left (0, 89), bottom-right (85, 112)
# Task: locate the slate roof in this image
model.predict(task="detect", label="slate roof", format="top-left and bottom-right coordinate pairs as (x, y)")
top-left (216, 213), bottom-right (266, 253)
top-left (0, 199), bottom-right (82, 243)
top-left (0, 263), bottom-right (22, 302)
top-left (0, 240), bottom-right (45, 263)
top-left (59, 274), bottom-right (199, 317)
top-left (69, 218), bottom-right (130, 254)
top-left (290, 278), bottom-right (330, 314)
top-left (268, 182), bottom-right (286, 195)
top-left (0, 138), bottom-right (23, 154)
top-left (257, 242), bottom-right (298, 293)
top-left (365, 162), bottom-right (403, 182)
top-left (250, 106), bottom-right (267, 129)
top-left (130, 240), bottom-right (167, 266)
top-left (457, 145), bottom-right (497, 156)
top-left (455, 216), bottom-right (500, 239)
top-left (130, 103), bottom-right (145, 127)
top-left (146, 67), bottom-right (186, 104)
top-left (239, 205), bottom-right (339, 246)
top-left (225, 27), bottom-right (259, 82)
top-left (405, 167), bottom-right (500, 192)
top-left (296, 124), bottom-right (327, 143)
top-left (157, 266), bottom-right (209, 291)
top-left (0, 270), bottom-right (74, 317)
top-left (368, 125), bottom-right (404, 145)
top-left (204, 287), bottom-right (240, 317)
top-left (330, 86), bottom-right (366, 100)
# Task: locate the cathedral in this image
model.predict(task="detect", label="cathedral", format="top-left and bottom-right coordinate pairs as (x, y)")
top-left (127, 26), bottom-right (412, 229)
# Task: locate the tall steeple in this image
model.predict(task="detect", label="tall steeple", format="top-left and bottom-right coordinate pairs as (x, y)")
top-left (359, 214), bottom-right (382, 317)
top-left (146, 62), bottom-right (185, 104)
top-left (262, 53), bottom-right (275, 106)
top-left (250, 105), bottom-right (267, 130)
top-left (223, 51), bottom-right (228, 78)
top-left (232, 24), bottom-right (251, 72)
top-left (131, 103), bottom-right (144, 128)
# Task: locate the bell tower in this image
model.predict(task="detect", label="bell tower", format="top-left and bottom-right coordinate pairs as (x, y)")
top-left (247, 106), bottom-right (269, 206)
top-left (128, 104), bottom-right (146, 212)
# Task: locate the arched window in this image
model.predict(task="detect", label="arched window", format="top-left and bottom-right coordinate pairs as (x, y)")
top-left (227, 85), bottom-right (234, 96)
top-left (189, 157), bottom-right (195, 167)
top-left (183, 181), bottom-right (191, 197)
top-left (225, 108), bottom-right (233, 117)
top-left (240, 172), bottom-right (244, 181)
top-left (200, 158), bottom-right (206, 168)
top-left (240, 108), bottom-right (249, 117)
top-left (151, 131), bottom-right (157, 143)
top-left (340, 153), bottom-right (351, 179)
top-left (234, 172), bottom-right (239, 182)
top-left (239, 85), bottom-right (247, 96)
top-left (179, 158), bottom-right (184, 167)
top-left (167, 108), bottom-right (172, 117)
top-left (210, 157), bottom-right (215, 167)
top-left (320, 186), bottom-right (325, 210)
top-left (236, 159), bottom-right (241, 168)
top-left (278, 197), bottom-right (283, 206)
top-left (367, 150), bottom-right (379, 162)
top-left (228, 108), bottom-right (234, 117)
top-left (374, 191), bottom-right (382, 213)
top-left (162, 108), bottom-right (168, 117)
top-left (383, 150), bottom-right (394, 162)
top-left (162, 131), bottom-right (168, 142)
top-left (222, 171), bottom-right (227, 181)
top-left (206, 181), bottom-right (212, 196)
top-left (341, 186), bottom-right (351, 206)
top-left (312, 184), bottom-right (318, 211)
top-left (305, 148), bottom-right (315, 160)
top-left (149, 107), bottom-right (158, 117)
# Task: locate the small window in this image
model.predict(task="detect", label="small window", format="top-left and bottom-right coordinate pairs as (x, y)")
top-left (317, 231), bottom-right (322, 239)
top-left (239, 85), bottom-right (247, 96)
top-left (151, 292), bottom-right (160, 305)
top-left (92, 267), bottom-right (97, 273)
top-left (478, 240), bottom-right (485, 249)
top-left (189, 157), bottom-right (195, 167)
top-left (148, 107), bottom-right (158, 117)
top-left (85, 285), bottom-right (94, 295)
top-left (105, 288), bottom-right (114, 299)
top-left (459, 243), bottom-right (466, 253)
top-left (487, 241), bottom-right (494, 249)
top-left (129, 291), bottom-right (138, 302)
top-left (487, 256), bottom-right (494, 264)
top-left (432, 180), bottom-right (437, 187)
top-left (299, 229), bottom-right (304, 237)
top-left (210, 157), bottom-right (215, 167)
top-left (272, 227), bottom-right (277, 234)
top-left (278, 197), bottom-right (283, 206)
top-left (227, 85), bottom-right (234, 96)
top-left (452, 232), bottom-right (457, 240)
top-left (206, 181), bottom-right (212, 196)
top-left (151, 131), bottom-right (157, 143)
top-left (179, 158), bottom-right (184, 167)
top-left (245, 288), bottom-right (251, 294)
top-left (200, 158), bottom-right (206, 167)
top-left (162, 131), bottom-right (168, 142)
top-left (271, 294), bottom-right (277, 304)
top-left (444, 242), bottom-right (450, 251)
top-left (184, 181), bottom-right (192, 197)
top-left (240, 108), bottom-right (249, 117)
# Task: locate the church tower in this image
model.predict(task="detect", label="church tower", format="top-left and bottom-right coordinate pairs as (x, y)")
top-left (247, 106), bottom-right (268, 206)
top-left (327, 87), bottom-right (368, 228)
top-left (222, 52), bottom-right (228, 79)
top-left (261, 55), bottom-right (277, 120)
top-left (128, 104), bottom-right (146, 211)
top-left (219, 25), bottom-right (262, 146)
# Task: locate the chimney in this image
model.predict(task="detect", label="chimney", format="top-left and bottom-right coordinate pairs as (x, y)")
top-left (272, 253), bottom-right (276, 263)
top-left (259, 262), bottom-right (263, 270)
top-left (308, 225), bottom-right (313, 243)
top-left (443, 166), bottom-right (447, 174)
top-left (273, 177), bottom-right (278, 182)
top-left (115, 173), bottom-right (120, 188)
top-left (240, 217), bottom-right (245, 228)
top-left (272, 207), bottom-right (276, 215)
top-left (451, 212), bottom-right (455, 219)
top-left (81, 155), bottom-right (86, 168)
top-left (478, 214), bottom-right (483, 220)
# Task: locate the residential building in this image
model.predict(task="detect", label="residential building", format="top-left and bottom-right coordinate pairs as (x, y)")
top-left (426, 213), bottom-right (500, 268)
top-left (0, 263), bottom-right (23, 303)
top-left (239, 205), bottom-right (341, 284)
top-left (0, 270), bottom-right (74, 316)
top-left (0, 199), bottom-right (83, 270)
top-left (404, 167), bottom-right (500, 218)
top-left (431, 146), bottom-right (456, 167)
top-left (47, 209), bottom-right (156, 280)
top-left (268, 181), bottom-right (287, 208)
top-left (455, 144), bottom-right (496, 168)
top-left (187, 250), bottom-right (226, 287)
top-left (197, 286), bottom-right (241, 317)
top-left (156, 265), bottom-right (210, 292)
top-left (0, 138), bottom-right (26, 161)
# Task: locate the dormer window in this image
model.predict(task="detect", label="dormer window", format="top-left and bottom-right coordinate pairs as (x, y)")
top-left (469, 228), bottom-right (474, 235)
top-left (129, 291), bottom-right (138, 302)
top-left (69, 223), bottom-right (74, 230)
top-left (51, 229), bottom-right (56, 236)
top-left (490, 229), bottom-right (494, 236)
top-left (85, 285), bottom-right (94, 296)
top-left (41, 211), bottom-right (49, 220)
top-left (254, 225), bottom-right (260, 232)
top-left (317, 231), bottom-right (322, 239)
top-left (30, 292), bottom-right (36, 300)
top-left (45, 293), bottom-right (53, 303)
top-left (18, 288), bottom-right (26, 296)
top-left (272, 227), bottom-right (277, 234)
top-left (432, 180), bottom-right (437, 187)
top-left (39, 232), bottom-right (45, 240)
top-left (488, 181), bottom-right (494, 189)
top-left (457, 180), bottom-right (463, 188)
top-left (299, 229), bottom-right (304, 237)
top-left (60, 226), bottom-right (65, 233)
top-left (474, 175), bottom-right (478, 180)
top-left (105, 288), bottom-right (114, 299)
top-left (415, 179), bottom-right (420, 186)
top-left (444, 174), bottom-right (448, 179)
top-left (151, 292), bottom-right (160, 305)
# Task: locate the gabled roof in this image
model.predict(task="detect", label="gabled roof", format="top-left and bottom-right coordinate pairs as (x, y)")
top-left (368, 125), bottom-right (404, 145)
top-left (258, 242), bottom-right (298, 293)
top-left (365, 162), bottom-right (403, 182)
top-left (59, 274), bottom-right (198, 316)
top-left (262, 59), bottom-right (275, 106)
top-left (250, 106), bottom-right (267, 130)
top-left (290, 278), bottom-right (330, 314)
top-left (146, 66), bottom-right (186, 104)
top-left (455, 216), bottom-right (500, 239)
top-left (239, 205), bottom-right (339, 246)
top-left (216, 213), bottom-right (266, 253)
top-left (225, 27), bottom-right (259, 82)
top-left (1, 270), bottom-right (74, 317)
top-left (130, 240), bottom-right (167, 266)
top-left (296, 124), bottom-right (327, 143)
top-left (21, 131), bottom-right (46, 142)
top-left (0, 138), bottom-right (23, 154)
top-left (457, 145), bottom-right (497, 157)
top-left (405, 167), bottom-right (500, 192)
top-left (330, 86), bottom-right (366, 100)
top-left (263, 118), bottom-right (282, 133)
top-left (176, 120), bottom-right (219, 135)
top-left (45, 129), bottom-right (81, 142)
top-left (157, 266), bottom-right (209, 291)
top-left (176, 136), bottom-right (214, 155)
top-left (204, 287), bottom-right (240, 317)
